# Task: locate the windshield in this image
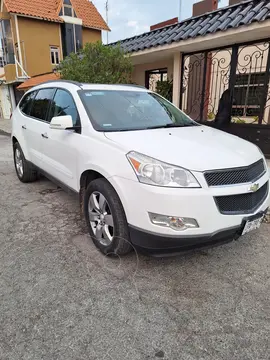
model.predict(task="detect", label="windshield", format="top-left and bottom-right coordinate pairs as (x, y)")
top-left (79, 90), bottom-right (198, 132)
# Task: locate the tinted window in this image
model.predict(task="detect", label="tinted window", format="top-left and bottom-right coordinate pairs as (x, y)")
top-left (75, 25), bottom-right (82, 51)
top-left (30, 88), bottom-right (55, 121)
top-left (65, 23), bottom-right (75, 55)
top-left (19, 91), bottom-right (37, 115)
top-left (49, 89), bottom-right (79, 126)
top-left (64, 6), bottom-right (72, 16)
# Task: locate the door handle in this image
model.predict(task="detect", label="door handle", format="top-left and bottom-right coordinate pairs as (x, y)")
top-left (22, 125), bottom-right (26, 130)
top-left (41, 133), bottom-right (48, 139)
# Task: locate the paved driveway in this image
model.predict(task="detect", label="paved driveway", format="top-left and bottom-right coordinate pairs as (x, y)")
top-left (0, 134), bottom-right (269, 360)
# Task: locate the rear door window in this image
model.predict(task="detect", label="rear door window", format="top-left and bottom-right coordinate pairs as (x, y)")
top-left (19, 91), bottom-right (37, 116)
top-left (30, 88), bottom-right (55, 121)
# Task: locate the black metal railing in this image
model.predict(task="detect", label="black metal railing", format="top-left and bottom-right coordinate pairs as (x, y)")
top-left (180, 40), bottom-right (270, 126)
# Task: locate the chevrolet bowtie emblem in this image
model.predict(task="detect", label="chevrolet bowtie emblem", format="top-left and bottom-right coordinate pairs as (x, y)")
top-left (249, 183), bottom-right (259, 193)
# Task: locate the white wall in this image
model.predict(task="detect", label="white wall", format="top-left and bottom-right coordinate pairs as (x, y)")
top-left (0, 85), bottom-right (12, 119)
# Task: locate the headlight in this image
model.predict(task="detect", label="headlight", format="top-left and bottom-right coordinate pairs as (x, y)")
top-left (127, 151), bottom-right (200, 188)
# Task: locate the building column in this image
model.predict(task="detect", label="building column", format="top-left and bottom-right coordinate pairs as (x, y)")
top-left (0, 85), bottom-right (12, 119)
top-left (172, 52), bottom-right (182, 108)
top-left (9, 85), bottom-right (16, 111)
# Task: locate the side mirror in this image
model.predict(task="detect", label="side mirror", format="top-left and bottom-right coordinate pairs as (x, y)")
top-left (50, 115), bottom-right (73, 130)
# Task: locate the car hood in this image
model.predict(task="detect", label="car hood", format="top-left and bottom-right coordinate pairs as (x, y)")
top-left (104, 126), bottom-right (261, 171)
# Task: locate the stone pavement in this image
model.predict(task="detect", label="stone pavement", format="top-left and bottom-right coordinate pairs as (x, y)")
top-left (0, 134), bottom-right (270, 360)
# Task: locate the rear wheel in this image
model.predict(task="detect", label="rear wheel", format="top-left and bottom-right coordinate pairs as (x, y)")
top-left (84, 178), bottom-right (132, 256)
top-left (13, 142), bottom-right (37, 183)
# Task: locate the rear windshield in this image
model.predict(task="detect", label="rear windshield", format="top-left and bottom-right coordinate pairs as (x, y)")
top-left (79, 90), bottom-right (197, 132)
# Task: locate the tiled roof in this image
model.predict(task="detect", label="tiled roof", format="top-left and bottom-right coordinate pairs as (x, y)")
top-left (17, 72), bottom-right (60, 90)
top-left (70, 0), bottom-right (109, 30)
top-left (4, 0), bottom-right (109, 31)
top-left (5, 0), bottom-right (61, 23)
top-left (111, 0), bottom-right (270, 53)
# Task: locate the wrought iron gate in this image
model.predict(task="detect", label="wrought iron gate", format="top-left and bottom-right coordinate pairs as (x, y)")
top-left (180, 39), bottom-right (270, 156)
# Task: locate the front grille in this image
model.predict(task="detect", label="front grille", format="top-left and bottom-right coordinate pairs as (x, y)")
top-left (215, 182), bottom-right (269, 215)
top-left (205, 159), bottom-right (265, 187)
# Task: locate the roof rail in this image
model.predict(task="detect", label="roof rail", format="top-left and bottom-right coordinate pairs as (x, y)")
top-left (40, 79), bottom-right (83, 88)
top-left (39, 81), bottom-right (146, 90)
top-left (113, 84), bottom-right (146, 89)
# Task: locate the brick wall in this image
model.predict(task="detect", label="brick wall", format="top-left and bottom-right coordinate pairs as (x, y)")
top-left (193, 0), bottom-right (218, 16)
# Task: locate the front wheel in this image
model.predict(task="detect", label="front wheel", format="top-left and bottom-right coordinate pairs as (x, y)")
top-left (84, 178), bottom-right (132, 256)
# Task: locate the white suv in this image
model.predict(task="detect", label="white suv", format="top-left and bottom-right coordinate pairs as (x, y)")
top-left (12, 81), bottom-right (269, 256)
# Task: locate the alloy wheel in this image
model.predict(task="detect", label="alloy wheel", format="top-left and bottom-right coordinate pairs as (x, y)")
top-left (88, 191), bottom-right (114, 246)
top-left (15, 148), bottom-right (24, 178)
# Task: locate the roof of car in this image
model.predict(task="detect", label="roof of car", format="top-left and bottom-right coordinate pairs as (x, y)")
top-left (81, 84), bottom-right (148, 91)
top-left (32, 81), bottom-right (148, 92)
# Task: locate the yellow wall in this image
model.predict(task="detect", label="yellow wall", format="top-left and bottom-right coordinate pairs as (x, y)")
top-left (4, 64), bottom-right (16, 83)
top-left (82, 28), bottom-right (101, 46)
top-left (1, 2), bottom-right (8, 13)
top-left (0, 11), bottom-right (10, 19)
top-left (17, 17), bottom-right (61, 77)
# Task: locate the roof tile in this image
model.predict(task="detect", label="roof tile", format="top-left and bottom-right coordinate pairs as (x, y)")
top-left (70, 0), bottom-right (109, 30)
top-left (17, 73), bottom-right (60, 90)
top-left (252, 6), bottom-right (269, 21)
top-left (112, 0), bottom-right (270, 53)
top-left (4, 0), bottom-right (109, 31)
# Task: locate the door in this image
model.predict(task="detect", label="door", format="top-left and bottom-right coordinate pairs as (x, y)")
top-left (40, 88), bottom-right (80, 190)
top-left (21, 88), bottom-right (55, 168)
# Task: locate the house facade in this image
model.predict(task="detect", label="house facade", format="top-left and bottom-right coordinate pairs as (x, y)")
top-left (113, 0), bottom-right (270, 156)
top-left (0, 0), bottom-right (109, 119)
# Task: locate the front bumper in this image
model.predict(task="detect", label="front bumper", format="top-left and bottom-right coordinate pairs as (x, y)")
top-left (112, 173), bottom-right (270, 234)
top-left (109, 169), bottom-right (270, 255)
top-left (129, 224), bottom-right (242, 256)
top-left (129, 208), bottom-right (268, 256)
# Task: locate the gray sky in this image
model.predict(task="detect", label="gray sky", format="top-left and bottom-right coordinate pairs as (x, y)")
top-left (92, 0), bottom-right (229, 43)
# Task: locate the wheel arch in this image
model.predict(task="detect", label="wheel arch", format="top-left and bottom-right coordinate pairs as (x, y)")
top-left (79, 168), bottom-right (114, 215)
top-left (12, 136), bottom-right (18, 146)
top-left (80, 169), bottom-right (105, 190)
top-left (12, 135), bottom-right (30, 160)
top-left (79, 168), bottom-right (127, 220)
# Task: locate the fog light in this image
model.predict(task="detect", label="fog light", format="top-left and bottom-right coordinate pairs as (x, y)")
top-left (149, 213), bottom-right (199, 231)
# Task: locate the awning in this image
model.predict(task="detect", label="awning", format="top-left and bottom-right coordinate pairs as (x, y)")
top-left (17, 72), bottom-right (60, 91)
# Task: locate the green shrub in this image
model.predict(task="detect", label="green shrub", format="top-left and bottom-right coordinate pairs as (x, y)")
top-left (156, 80), bottom-right (173, 102)
top-left (207, 112), bottom-right (215, 120)
top-left (58, 41), bottom-right (133, 84)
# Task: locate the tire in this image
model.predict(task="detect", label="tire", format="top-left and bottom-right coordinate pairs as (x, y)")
top-left (13, 142), bottom-right (38, 183)
top-left (84, 178), bottom-right (132, 256)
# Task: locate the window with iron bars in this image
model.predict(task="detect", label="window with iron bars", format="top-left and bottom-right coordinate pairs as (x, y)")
top-left (145, 68), bottom-right (168, 91)
top-left (232, 72), bottom-right (265, 118)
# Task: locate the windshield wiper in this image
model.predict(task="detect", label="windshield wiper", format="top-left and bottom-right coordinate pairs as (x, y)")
top-left (146, 123), bottom-right (198, 130)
